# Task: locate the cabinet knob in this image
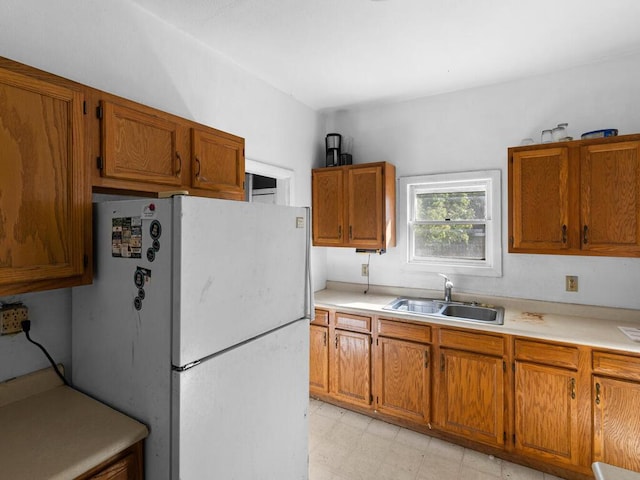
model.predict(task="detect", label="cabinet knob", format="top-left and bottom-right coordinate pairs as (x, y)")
top-left (583, 225), bottom-right (589, 244)
top-left (562, 224), bottom-right (567, 244)
top-left (595, 382), bottom-right (601, 405)
top-left (195, 157), bottom-right (201, 178)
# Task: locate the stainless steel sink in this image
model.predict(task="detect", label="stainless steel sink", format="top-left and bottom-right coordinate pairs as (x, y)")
top-left (383, 297), bottom-right (504, 325)
top-left (440, 304), bottom-right (501, 323)
top-left (383, 297), bottom-right (444, 314)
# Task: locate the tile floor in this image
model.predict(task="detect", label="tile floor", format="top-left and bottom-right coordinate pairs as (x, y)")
top-left (308, 398), bottom-right (565, 480)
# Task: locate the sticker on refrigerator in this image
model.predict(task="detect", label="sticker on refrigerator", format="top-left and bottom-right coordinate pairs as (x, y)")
top-left (112, 217), bottom-right (142, 258)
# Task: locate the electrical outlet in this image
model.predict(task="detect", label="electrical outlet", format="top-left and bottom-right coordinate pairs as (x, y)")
top-left (566, 275), bottom-right (578, 292)
top-left (1, 303), bottom-right (28, 335)
top-left (361, 264), bottom-right (369, 277)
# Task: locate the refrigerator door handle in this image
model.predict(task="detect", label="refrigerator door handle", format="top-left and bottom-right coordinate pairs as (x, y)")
top-left (172, 360), bottom-right (201, 372)
top-left (304, 207), bottom-right (315, 321)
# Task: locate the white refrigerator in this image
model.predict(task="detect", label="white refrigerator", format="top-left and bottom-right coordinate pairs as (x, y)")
top-left (72, 196), bottom-right (312, 480)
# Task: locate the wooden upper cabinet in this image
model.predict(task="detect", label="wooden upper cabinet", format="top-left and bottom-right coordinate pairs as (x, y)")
top-left (347, 165), bottom-right (384, 247)
top-left (509, 147), bottom-right (571, 252)
top-left (581, 141), bottom-right (640, 255)
top-left (312, 162), bottom-right (395, 250)
top-left (509, 134), bottom-right (640, 257)
top-left (99, 99), bottom-right (187, 187)
top-left (91, 93), bottom-right (244, 200)
top-left (0, 64), bottom-right (89, 294)
top-left (191, 127), bottom-right (245, 200)
top-left (312, 168), bottom-right (345, 245)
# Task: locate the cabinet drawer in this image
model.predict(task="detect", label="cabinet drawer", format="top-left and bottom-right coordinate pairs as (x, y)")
top-left (593, 350), bottom-right (640, 381)
top-left (311, 309), bottom-right (329, 326)
top-left (378, 318), bottom-right (431, 343)
top-left (439, 328), bottom-right (504, 356)
top-left (515, 339), bottom-right (579, 369)
top-left (335, 312), bottom-right (371, 333)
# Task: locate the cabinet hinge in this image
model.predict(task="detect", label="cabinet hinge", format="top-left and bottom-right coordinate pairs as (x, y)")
top-left (512, 363), bottom-right (516, 372)
top-left (96, 156), bottom-right (104, 170)
top-left (96, 105), bottom-right (103, 119)
top-left (83, 254), bottom-right (89, 268)
top-left (509, 236), bottom-right (514, 246)
top-left (83, 101), bottom-right (87, 115)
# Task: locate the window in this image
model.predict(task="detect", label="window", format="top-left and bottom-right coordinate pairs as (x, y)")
top-left (400, 170), bottom-right (502, 277)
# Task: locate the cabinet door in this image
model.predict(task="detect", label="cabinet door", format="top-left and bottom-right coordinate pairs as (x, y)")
top-left (0, 67), bottom-right (87, 293)
top-left (191, 127), bottom-right (245, 199)
top-left (87, 452), bottom-right (137, 480)
top-left (581, 141), bottom-right (640, 255)
top-left (376, 337), bottom-right (430, 423)
top-left (593, 375), bottom-right (640, 471)
top-left (77, 442), bottom-right (144, 480)
top-left (509, 147), bottom-right (571, 252)
top-left (100, 100), bottom-right (185, 186)
top-left (309, 324), bottom-right (330, 395)
top-left (332, 329), bottom-right (372, 407)
top-left (312, 168), bottom-right (345, 246)
top-left (346, 164), bottom-right (384, 248)
top-left (514, 361), bottom-right (579, 467)
top-left (438, 349), bottom-right (505, 447)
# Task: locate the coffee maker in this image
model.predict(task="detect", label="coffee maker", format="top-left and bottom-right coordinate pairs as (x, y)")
top-left (325, 133), bottom-right (353, 166)
top-left (325, 133), bottom-right (341, 167)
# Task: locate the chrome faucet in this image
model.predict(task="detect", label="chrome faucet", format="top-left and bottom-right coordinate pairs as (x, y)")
top-left (439, 274), bottom-right (453, 302)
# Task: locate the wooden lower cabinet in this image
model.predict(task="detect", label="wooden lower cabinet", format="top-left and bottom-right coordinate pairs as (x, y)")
top-left (514, 361), bottom-right (579, 466)
top-left (309, 324), bottom-right (330, 394)
top-left (435, 328), bottom-right (506, 448)
top-left (309, 306), bottom-right (640, 479)
top-left (592, 350), bottom-right (640, 472)
top-left (375, 336), bottom-right (430, 423)
top-left (592, 375), bottom-right (640, 472)
top-left (332, 328), bottom-right (372, 407)
top-left (438, 347), bottom-right (505, 447)
top-left (513, 339), bottom-right (589, 472)
top-left (76, 441), bottom-right (144, 480)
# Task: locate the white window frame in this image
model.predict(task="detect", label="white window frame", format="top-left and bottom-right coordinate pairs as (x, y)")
top-left (400, 170), bottom-right (502, 277)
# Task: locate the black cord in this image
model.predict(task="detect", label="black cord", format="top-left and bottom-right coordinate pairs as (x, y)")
top-left (21, 320), bottom-right (68, 386)
top-left (364, 254), bottom-right (371, 294)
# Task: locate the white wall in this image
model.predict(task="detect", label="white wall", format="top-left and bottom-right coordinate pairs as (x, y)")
top-left (0, 0), bottom-right (323, 382)
top-left (324, 53), bottom-right (640, 310)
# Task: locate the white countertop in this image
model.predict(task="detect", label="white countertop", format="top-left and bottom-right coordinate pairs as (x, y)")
top-left (315, 282), bottom-right (640, 354)
top-left (0, 367), bottom-right (149, 480)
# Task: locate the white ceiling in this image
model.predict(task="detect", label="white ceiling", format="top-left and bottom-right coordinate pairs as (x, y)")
top-left (130, 0), bottom-right (640, 111)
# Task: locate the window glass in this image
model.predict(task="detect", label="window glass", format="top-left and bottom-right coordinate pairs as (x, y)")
top-left (401, 170), bottom-right (501, 277)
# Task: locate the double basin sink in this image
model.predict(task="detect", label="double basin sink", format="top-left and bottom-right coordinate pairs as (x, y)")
top-left (383, 297), bottom-right (504, 325)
